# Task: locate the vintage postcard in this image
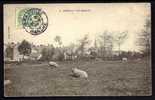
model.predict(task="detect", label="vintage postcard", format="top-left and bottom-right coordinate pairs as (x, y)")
top-left (3, 3), bottom-right (151, 96)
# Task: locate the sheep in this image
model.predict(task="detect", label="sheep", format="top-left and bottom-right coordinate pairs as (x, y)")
top-left (137, 58), bottom-right (141, 61)
top-left (49, 61), bottom-right (59, 67)
top-left (37, 54), bottom-right (42, 60)
top-left (122, 57), bottom-right (128, 62)
top-left (4, 80), bottom-right (11, 86)
top-left (17, 55), bottom-right (23, 62)
top-left (95, 57), bottom-right (102, 61)
top-left (72, 68), bottom-right (88, 79)
top-left (24, 56), bottom-right (29, 60)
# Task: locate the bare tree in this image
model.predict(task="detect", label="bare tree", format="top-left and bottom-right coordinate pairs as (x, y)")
top-left (68, 43), bottom-right (77, 53)
top-left (64, 43), bottom-right (77, 60)
top-left (98, 31), bottom-right (114, 58)
top-left (114, 31), bottom-right (128, 57)
top-left (137, 18), bottom-right (151, 56)
top-left (54, 35), bottom-right (62, 47)
top-left (77, 34), bottom-right (90, 56)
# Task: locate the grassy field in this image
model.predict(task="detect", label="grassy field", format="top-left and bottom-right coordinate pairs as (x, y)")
top-left (4, 59), bottom-right (152, 96)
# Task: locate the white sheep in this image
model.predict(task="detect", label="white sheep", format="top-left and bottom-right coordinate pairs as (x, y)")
top-left (95, 57), bottom-right (102, 61)
top-left (17, 55), bottom-right (23, 62)
top-left (122, 57), bottom-right (128, 62)
top-left (137, 58), bottom-right (141, 61)
top-left (49, 61), bottom-right (59, 67)
top-left (72, 68), bottom-right (88, 78)
top-left (4, 80), bottom-right (11, 86)
top-left (37, 54), bottom-right (42, 60)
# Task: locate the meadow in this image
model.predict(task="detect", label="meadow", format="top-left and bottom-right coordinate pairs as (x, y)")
top-left (4, 59), bottom-right (152, 96)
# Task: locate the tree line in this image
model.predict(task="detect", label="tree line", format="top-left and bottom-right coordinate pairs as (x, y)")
top-left (5, 18), bottom-right (151, 61)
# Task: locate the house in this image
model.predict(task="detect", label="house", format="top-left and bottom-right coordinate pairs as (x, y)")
top-left (4, 42), bottom-right (20, 61)
top-left (4, 42), bottom-right (41, 61)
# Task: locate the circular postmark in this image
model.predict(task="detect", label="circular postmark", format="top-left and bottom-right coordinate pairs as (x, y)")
top-left (22, 8), bottom-right (48, 35)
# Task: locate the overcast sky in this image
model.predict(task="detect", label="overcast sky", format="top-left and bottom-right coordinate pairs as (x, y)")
top-left (4, 3), bottom-right (151, 51)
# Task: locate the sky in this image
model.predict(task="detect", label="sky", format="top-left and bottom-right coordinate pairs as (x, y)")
top-left (4, 3), bottom-right (151, 52)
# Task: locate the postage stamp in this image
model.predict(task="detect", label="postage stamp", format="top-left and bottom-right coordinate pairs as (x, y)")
top-left (16, 8), bottom-right (29, 28)
top-left (21, 8), bottom-right (48, 35)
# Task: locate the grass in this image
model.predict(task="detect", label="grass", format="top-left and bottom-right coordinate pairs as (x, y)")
top-left (4, 59), bottom-right (152, 96)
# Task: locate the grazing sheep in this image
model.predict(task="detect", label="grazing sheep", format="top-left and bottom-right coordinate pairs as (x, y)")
top-left (49, 61), bottom-right (59, 67)
top-left (37, 54), bottom-right (42, 60)
top-left (137, 58), bottom-right (141, 61)
top-left (4, 80), bottom-right (11, 86)
top-left (17, 55), bottom-right (23, 62)
top-left (122, 57), bottom-right (128, 62)
top-left (95, 57), bottom-right (102, 61)
top-left (24, 56), bottom-right (29, 60)
top-left (72, 68), bottom-right (88, 78)
top-left (72, 55), bottom-right (78, 60)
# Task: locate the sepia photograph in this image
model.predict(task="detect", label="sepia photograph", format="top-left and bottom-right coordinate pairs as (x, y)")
top-left (3, 3), bottom-right (151, 96)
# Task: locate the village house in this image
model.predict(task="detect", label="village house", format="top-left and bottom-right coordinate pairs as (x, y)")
top-left (4, 42), bottom-right (41, 61)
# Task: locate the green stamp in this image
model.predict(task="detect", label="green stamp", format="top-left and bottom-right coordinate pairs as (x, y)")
top-left (21, 8), bottom-right (48, 35)
top-left (16, 8), bottom-right (30, 28)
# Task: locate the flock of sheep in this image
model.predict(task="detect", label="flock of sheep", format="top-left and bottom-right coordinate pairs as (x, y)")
top-left (46, 57), bottom-right (129, 79)
top-left (48, 57), bottom-right (128, 78)
top-left (5, 57), bottom-right (131, 86)
top-left (4, 61), bottom-right (88, 88)
top-left (48, 57), bottom-right (128, 79)
top-left (48, 61), bottom-right (88, 78)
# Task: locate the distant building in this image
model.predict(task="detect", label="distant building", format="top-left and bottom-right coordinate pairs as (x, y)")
top-left (4, 42), bottom-right (18, 61)
top-left (4, 42), bottom-right (41, 61)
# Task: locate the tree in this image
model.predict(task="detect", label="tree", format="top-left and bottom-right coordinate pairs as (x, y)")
top-left (137, 18), bottom-right (151, 56)
top-left (114, 31), bottom-right (128, 57)
top-left (41, 47), bottom-right (48, 61)
top-left (18, 40), bottom-right (31, 59)
top-left (54, 35), bottom-right (62, 47)
top-left (64, 43), bottom-right (78, 60)
top-left (99, 31), bottom-right (114, 58)
top-left (88, 47), bottom-right (97, 59)
top-left (77, 34), bottom-right (90, 56)
top-left (67, 43), bottom-right (77, 54)
top-left (53, 48), bottom-right (64, 61)
top-left (41, 45), bottom-right (55, 61)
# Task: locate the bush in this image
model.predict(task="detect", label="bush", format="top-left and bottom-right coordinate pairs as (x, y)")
top-left (52, 49), bottom-right (64, 61)
top-left (41, 46), bottom-right (55, 61)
